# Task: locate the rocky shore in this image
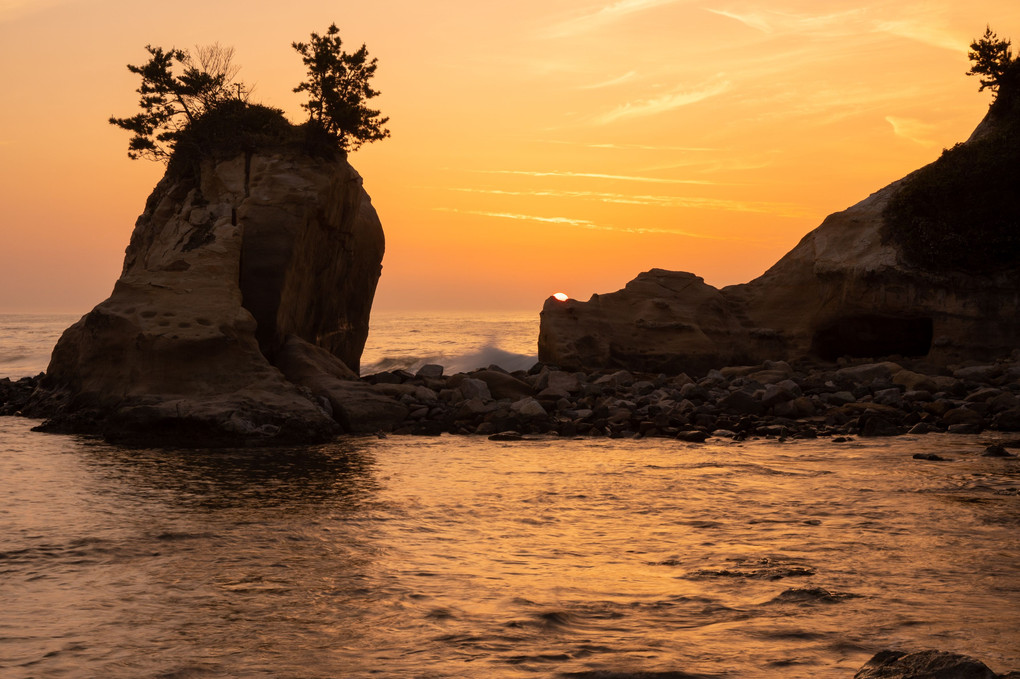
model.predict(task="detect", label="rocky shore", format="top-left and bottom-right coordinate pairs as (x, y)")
top-left (7, 353), bottom-right (1020, 444)
top-left (369, 355), bottom-right (1020, 441)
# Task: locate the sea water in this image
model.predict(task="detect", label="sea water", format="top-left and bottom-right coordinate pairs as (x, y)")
top-left (360, 310), bottom-right (540, 375)
top-left (1, 313), bottom-right (1019, 678)
top-left (0, 313), bottom-right (82, 379)
top-left (0, 311), bottom-right (540, 378)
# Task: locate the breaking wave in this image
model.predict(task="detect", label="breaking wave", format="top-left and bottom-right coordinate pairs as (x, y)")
top-left (361, 344), bottom-right (537, 376)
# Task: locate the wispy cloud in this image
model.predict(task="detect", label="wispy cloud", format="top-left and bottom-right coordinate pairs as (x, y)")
top-left (740, 82), bottom-right (928, 125)
top-left (579, 71), bottom-right (639, 89)
top-left (544, 0), bottom-right (690, 37)
top-left (540, 140), bottom-right (716, 152)
top-left (637, 157), bottom-right (773, 173)
top-left (437, 208), bottom-right (596, 228)
top-left (705, 8), bottom-right (774, 33)
top-left (436, 207), bottom-right (740, 239)
top-left (443, 187), bottom-right (809, 217)
top-left (885, 116), bottom-right (937, 146)
top-left (593, 80), bottom-right (730, 124)
top-left (875, 20), bottom-right (968, 52)
top-left (705, 7), bottom-right (868, 37)
top-left (469, 169), bottom-right (717, 185)
top-left (0, 0), bottom-right (80, 22)
top-left (705, 6), bottom-right (966, 53)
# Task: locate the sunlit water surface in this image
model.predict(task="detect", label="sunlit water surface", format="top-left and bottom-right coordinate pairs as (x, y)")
top-left (1, 419), bottom-right (1018, 678)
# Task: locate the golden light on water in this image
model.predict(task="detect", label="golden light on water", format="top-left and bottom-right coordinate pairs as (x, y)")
top-left (553, 292), bottom-right (569, 302)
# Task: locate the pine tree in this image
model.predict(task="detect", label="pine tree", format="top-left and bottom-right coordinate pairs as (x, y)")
top-left (292, 24), bottom-right (390, 153)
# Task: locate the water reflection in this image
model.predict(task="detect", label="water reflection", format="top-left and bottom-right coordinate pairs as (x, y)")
top-left (75, 438), bottom-right (380, 513)
top-left (2, 419), bottom-right (1019, 678)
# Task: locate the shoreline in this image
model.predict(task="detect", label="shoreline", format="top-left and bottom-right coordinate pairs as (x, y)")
top-left (5, 355), bottom-right (1020, 447)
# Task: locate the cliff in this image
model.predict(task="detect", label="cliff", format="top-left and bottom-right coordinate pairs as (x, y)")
top-left (26, 150), bottom-right (406, 445)
top-left (539, 106), bottom-right (1020, 375)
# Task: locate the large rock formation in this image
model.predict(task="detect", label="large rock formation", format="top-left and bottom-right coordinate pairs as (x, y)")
top-left (539, 109), bottom-right (1020, 375)
top-left (27, 150), bottom-right (406, 445)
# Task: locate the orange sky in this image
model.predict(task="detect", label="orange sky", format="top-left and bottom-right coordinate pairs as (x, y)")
top-left (1, 1), bottom-right (1017, 313)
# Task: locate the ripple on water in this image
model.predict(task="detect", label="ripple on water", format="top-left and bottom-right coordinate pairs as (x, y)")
top-left (1, 421), bottom-right (1019, 678)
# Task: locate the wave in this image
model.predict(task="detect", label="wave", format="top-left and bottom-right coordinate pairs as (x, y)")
top-left (0, 350), bottom-right (51, 378)
top-left (361, 344), bottom-right (537, 376)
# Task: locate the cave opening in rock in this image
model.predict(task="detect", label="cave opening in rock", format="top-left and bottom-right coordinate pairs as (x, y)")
top-left (811, 315), bottom-right (933, 360)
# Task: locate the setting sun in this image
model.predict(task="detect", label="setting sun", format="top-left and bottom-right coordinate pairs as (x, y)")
top-left (1, 1), bottom-right (1018, 313)
top-left (552, 292), bottom-right (569, 301)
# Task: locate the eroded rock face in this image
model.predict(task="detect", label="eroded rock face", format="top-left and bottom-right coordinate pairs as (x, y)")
top-left (539, 117), bottom-right (1020, 375)
top-left (27, 151), bottom-right (393, 445)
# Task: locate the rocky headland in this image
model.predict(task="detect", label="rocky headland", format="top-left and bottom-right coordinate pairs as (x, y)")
top-left (8, 65), bottom-right (1019, 447)
top-left (17, 148), bottom-right (402, 446)
top-left (538, 105), bottom-right (1020, 376)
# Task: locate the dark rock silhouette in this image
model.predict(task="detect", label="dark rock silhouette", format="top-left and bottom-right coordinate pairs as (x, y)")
top-left (26, 151), bottom-right (400, 445)
top-left (854, 649), bottom-right (1017, 679)
top-left (539, 109), bottom-right (1020, 375)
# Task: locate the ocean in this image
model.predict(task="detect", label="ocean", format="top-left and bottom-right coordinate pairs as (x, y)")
top-left (0, 311), bottom-right (541, 379)
top-left (1, 313), bottom-right (1019, 678)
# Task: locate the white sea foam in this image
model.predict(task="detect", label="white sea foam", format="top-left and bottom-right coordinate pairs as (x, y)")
top-left (360, 310), bottom-right (539, 375)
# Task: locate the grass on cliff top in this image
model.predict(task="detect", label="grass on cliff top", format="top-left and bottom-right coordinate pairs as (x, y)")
top-left (166, 100), bottom-right (341, 178)
top-left (881, 99), bottom-right (1020, 274)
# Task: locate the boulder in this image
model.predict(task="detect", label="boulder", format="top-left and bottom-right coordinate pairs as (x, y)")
top-left (538, 110), bottom-right (1020, 376)
top-left (458, 377), bottom-right (493, 402)
top-left (510, 397), bottom-right (547, 418)
top-left (854, 649), bottom-right (1000, 679)
top-left (859, 412), bottom-right (902, 437)
top-left (452, 369), bottom-right (534, 401)
top-left (717, 390), bottom-right (765, 416)
top-left (893, 369), bottom-right (938, 393)
top-left (415, 364), bottom-right (444, 379)
top-left (275, 335), bottom-right (359, 384)
top-left (26, 150), bottom-right (386, 445)
top-left (314, 381), bottom-right (408, 434)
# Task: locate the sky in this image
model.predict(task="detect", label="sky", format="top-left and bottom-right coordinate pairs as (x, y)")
top-left (1, 0), bottom-right (1017, 313)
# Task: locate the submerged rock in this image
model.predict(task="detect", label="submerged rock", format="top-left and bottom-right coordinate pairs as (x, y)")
top-left (853, 649), bottom-right (1008, 679)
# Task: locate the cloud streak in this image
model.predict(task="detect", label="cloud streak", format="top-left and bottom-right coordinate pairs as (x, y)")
top-left (876, 20), bottom-right (968, 53)
top-left (436, 208), bottom-right (741, 239)
top-left (579, 71), bottom-right (639, 89)
top-left (540, 140), bottom-right (716, 152)
top-left (705, 7), bottom-right (867, 35)
top-left (0, 0), bottom-right (80, 22)
top-left (544, 0), bottom-right (690, 37)
top-left (470, 169), bottom-right (718, 185)
top-left (443, 186), bottom-right (809, 217)
top-left (705, 6), bottom-right (966, 53)
top-left (886, 116), bottom-right (937, 146)
top-left (593, 81), bottom-right (730, 124)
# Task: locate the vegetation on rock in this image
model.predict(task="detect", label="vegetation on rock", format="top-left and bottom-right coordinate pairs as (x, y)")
top-left (110, 26), bottom-right (389, 168)
top-left (109, 44), bottom-right (247, 162)
top-left (292, 23), bottom-right (390, 153)
top-left (968, 25), bottom-right (1020, 109)
top-left (881, 27), bottom-right (1019, 273)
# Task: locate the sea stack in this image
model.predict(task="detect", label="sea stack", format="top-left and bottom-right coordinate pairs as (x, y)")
top-left (26, 149), bottom-right (405, 445)
top-left (539, 104), bottom-right (1020, 375)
